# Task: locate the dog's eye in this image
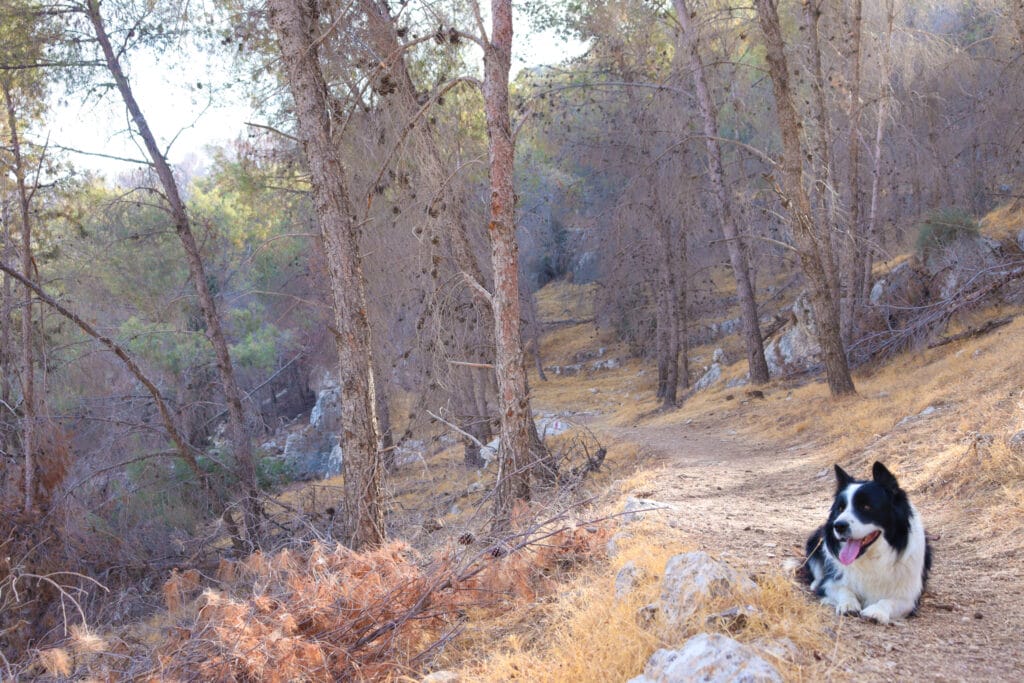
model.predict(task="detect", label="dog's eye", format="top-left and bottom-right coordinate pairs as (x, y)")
top-left (837, 501), bottom-right (846, 512)
top-left (860, 502), bottom-right (871, 511)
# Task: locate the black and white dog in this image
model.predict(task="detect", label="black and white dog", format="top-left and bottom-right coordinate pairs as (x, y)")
top-left (803, 462), bottom-right (932, 624)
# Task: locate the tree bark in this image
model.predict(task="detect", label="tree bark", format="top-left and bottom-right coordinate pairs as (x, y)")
top-left (863, 0), bottom-right (896, 298)
top-left (656, 215), bottom-right (680, 407)
top-left (673, 0), bottom-right (769, 385)
top-left (676, 224), bottom-right (690, 389)
top-left (0, 186), bottom-right (11, 414)
top-left (483, 0), bottom-right (536, 533)
top-left (457, 371), bottom-right (489, 469)
top-left (523, 288), bottom-right (547, 381)
top-left (801, 0), bottom-right (841, 302)
top-left (755, 0), bottom-right (856, 397)
top-left (3, 80), bottom-right (36, 514)
top-left (373, 354), bottom-right (395, 470)
top-left (86, 0), bottom-right (261, 539)
top-left (841, 0), bottom-right (865, 343)
top-left (268, 0), bottom-right (385, 550)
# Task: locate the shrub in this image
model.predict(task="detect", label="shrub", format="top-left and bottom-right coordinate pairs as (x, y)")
top-left (915, 208), bottom-right (979, 255)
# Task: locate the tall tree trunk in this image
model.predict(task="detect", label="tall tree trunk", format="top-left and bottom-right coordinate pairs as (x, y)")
top-left (3, 81), bottom-right (35, 514)
top-left (801, 0), bottom-right (842, 302)
top-left (673, 0), bottom-right (769, 385)
top-left (373, 354), bottom-right (395, 470)
top-left (863, 0), bottom-right (896, 298)
top-left (268, 0), bottom-right (384, 550)
top-left (457, 371), bottom-right (488, 469)
top-left (1, 171), bottom-right (13, 442)
top-left (85, 1), bottom-right (260, 539)
top-left (676, 226), bottom-right (689, 389)
top-left (755, 0), bottom-right (856, 397)
top-left (841, 0), bottom-right (864, 343)
top-left (483, 0), bottom-right (536, 533)
top-left (656, 215), bottom-right (680, 407)
top-left (523, 288), bottom-right (547, 381)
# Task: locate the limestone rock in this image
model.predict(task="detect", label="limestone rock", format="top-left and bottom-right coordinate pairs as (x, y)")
top-left (1008, 430), bottom-right (1024, 455)
top-left (421, 671), bottom-right (461, 683)
top-left (607, 531), bottom-right (632, 558)
top-left (764, 291), bottom-right (822, 377)
top-left (694, 363), bottom-right (722, 392)
top-left (627, 634), bottom-right (782, 683)
top-left (622, 497), bottom-right (674, 523)
top-left (280, 382), bottom-right (344, 479)
top-left (658, 552), bottom-right (757, 627)
top-left (615, 561), bottom-right (647, 600)
top-left (592, 357), bottom-right (621, 371)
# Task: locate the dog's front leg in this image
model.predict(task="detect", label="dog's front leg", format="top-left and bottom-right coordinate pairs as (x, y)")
top-left (822, 586), bottom-right (861, 615)
top-left (860, 598), bottom-right (916, 624)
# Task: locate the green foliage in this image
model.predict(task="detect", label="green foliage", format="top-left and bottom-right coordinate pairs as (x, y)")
top-left (229, 305), bottom-right (286, 372)
top-left (119, 315), bottom-right (212, 375)
top-left (256, 455), bottom-right (290, 489)
top-left (915, 209), bottom-right (980, 256)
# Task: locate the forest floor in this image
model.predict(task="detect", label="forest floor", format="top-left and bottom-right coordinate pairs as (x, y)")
top-left (496, 275), bottom-right (1024, 682)
top-left (592, 412), bottom-right (1024, 682)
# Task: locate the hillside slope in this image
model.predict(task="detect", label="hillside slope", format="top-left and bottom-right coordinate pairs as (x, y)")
top-left (459, 253), bottom-right (1024, 679)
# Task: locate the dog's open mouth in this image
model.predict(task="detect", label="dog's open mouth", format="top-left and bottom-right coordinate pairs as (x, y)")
top-left (837, 530), bottom-right (881, 566)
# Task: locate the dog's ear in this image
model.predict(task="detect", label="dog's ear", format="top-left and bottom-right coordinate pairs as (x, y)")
top-left (872, 461), bottom-right (900, 493)
top-left (834, 464), bottom-right (853, 491)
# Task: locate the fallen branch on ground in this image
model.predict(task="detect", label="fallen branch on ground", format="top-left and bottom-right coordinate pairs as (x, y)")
top-left (927, 316), bottom-right (1014, 348)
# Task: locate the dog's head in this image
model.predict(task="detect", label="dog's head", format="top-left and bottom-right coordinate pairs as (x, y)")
top-left (826, 462), bottom-right (911, 566)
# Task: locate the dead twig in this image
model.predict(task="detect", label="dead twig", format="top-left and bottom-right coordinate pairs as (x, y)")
top-left (927, 316), bottom-right (1013, 348)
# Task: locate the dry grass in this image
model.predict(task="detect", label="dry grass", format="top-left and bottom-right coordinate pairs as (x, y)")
top-left (979, 200), bottom-right (1024, 243)
top-left (56, 524), bottom-right (616, 682)
top-left (669, 310), bottom-right (1022, 463)
top-left (535, 282), bottom-right (597, 323)
top-left (456, 518), bottom-right (826, 682)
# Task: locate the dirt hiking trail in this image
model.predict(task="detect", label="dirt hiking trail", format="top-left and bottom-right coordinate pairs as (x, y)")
top-left (604, 419), bottom-right (1024, 682)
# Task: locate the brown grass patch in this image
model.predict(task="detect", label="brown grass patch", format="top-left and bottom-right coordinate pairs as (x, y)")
top-left (980, 200), bottom-right (1024, 243)
top-left (535, 282), bottom-right (597, 323)
top-left (456, 520), bottom-right (825, 682)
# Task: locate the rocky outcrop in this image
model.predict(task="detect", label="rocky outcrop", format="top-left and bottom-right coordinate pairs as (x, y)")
top-left (657, 552), bottom-right (757, 628)
top-left (628, 634), bottom-right (782, 683)
top-left (614, 561), bottom-right (647, 600)
top-left (477, 415), bottom-right (573, 468)
top-left (924, 234), bottom-right (1004, 301)
top-left (694, 363), bottom-right (722, 392)
top-left (693, 348), bottom-right (727, 392)
top-left (280, 382), bottom-right (344, 479)
top-left (763, 292), bottom-right (821, 377)
top-left (545, 353), bottom-right (622, 376)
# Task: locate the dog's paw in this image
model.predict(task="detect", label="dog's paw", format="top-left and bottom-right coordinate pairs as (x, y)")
top-left (860, 602), bottom-right (893, 624)
top-left (824, 593), bottom-right (861, 615)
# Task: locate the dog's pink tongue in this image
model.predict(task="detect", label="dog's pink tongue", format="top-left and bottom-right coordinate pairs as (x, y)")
top-left (838, 539), bottom-right (862, 566)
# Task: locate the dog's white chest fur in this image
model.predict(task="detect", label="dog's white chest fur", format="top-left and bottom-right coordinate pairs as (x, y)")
top-left (832, 504), bottom-right (927, 617)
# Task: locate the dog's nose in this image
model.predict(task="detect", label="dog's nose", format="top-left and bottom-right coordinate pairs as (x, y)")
top-left (834, 521), bottom-right (849, 535)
